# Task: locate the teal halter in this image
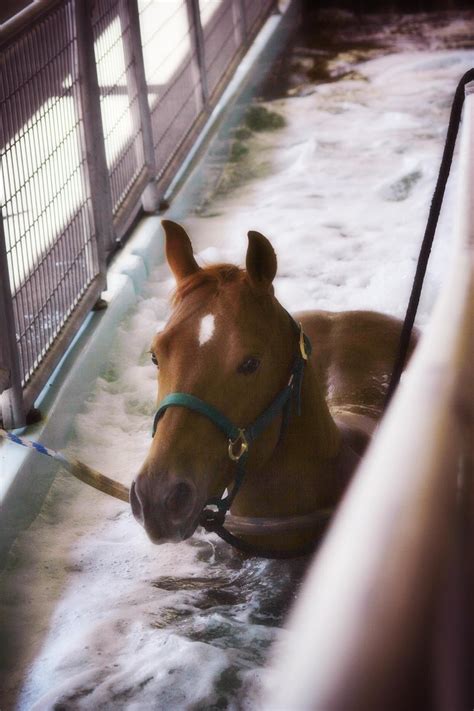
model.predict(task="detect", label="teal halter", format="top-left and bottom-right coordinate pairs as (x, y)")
top-left (152, 316), bottom-right (312, 529)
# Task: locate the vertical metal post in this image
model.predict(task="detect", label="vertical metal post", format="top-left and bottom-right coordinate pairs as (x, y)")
top-left (231, 0), bottom-right (244, 50)
top-left (186, 0), bottom-right (209, 109)
top-left (238, 0), bottom-right (248, 47)
top-left (119, 0), bottom-right (160, 213)
top-left (74, 0), bottom-right (115, 271)
top-left (0, 211), bottom-right (27, 429)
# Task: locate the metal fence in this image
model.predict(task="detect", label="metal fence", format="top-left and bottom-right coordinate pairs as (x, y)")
top-left (0, 0), bottom-right (276, 429)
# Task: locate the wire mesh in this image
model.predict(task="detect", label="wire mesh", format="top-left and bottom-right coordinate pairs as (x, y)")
top-left (138, 0), bottom-right (203, 184)
top-left (0, 0), bottom-right (275, 418)
top-left (0, 1), bottom-right (99, 387)
top-left (200, 0), bottom-right (243, 99)
top-left (92, 0), bottom-right (146, 217)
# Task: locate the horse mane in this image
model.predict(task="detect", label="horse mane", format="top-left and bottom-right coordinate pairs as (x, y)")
top-left (172, 264), bottom-right (245, 304)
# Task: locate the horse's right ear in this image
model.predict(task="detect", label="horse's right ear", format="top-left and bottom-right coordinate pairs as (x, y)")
top-left (162, 220), bottom-right (200, 282)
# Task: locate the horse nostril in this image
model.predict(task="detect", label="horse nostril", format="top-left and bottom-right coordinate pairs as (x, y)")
top-left (165, 481), bottom-right (194, 516)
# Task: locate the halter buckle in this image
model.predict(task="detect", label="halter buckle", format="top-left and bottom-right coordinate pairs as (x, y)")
top-left (299, 323), bottom-right (309, 361)
top-left (228, 429), bottom-right (249, 461)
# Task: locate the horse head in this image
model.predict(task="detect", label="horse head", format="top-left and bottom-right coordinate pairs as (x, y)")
top-left (130, 220), bottom-right (298, 543)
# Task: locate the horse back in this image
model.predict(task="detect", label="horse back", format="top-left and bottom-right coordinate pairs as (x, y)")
top-left (296, 309), bottom-right (417, 423)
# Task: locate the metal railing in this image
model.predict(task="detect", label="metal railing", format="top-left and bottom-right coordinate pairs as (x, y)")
top-left (0, 0), bottom-right (276, 429)
top-left (264, 82), bottom-right (474, 711)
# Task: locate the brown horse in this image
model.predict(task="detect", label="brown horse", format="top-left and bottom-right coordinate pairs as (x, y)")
top-left (130, 220), bottom-right (416, 555)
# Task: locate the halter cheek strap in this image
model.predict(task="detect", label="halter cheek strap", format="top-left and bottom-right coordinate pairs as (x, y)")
top-left (152, 393), bottom-right (248, 516)
top-left (151, 319), bottom-right (312, 528)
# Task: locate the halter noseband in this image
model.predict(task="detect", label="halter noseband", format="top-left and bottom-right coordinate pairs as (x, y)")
top-left (151, 316), bottom-right (312, 532)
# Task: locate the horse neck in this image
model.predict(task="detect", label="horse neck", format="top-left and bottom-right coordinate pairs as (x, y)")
top-left (231, 358), bottom-right (345, 518)
top-left (291, 361), bottom-right (341, 458)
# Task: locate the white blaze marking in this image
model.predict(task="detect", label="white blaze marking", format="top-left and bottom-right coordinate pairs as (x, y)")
top-left (199, 314), bottom-right (215, 346)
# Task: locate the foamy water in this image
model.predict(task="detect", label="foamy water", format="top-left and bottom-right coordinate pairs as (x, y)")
top-left (1, 11), bottom-right (473, 710)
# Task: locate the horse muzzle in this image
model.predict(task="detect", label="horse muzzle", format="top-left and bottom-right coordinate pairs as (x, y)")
top-left (130, 474), bottom-right (200, 543)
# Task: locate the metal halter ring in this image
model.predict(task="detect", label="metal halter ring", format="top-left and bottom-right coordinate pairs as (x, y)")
top-left (228, 429), bottom-right (249, 461)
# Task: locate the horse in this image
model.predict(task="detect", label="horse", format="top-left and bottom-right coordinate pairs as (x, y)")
top-left (130, 220), bottom-right (416, 556)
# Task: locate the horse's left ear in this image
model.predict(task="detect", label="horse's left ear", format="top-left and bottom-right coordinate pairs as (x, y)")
top-left (246, 231), bottom-right (277, 290)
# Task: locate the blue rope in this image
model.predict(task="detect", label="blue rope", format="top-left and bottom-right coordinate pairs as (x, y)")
top-left (0, 428), bottom-right (65, 462)
top-left (0, 428), bottom-right (129, 502)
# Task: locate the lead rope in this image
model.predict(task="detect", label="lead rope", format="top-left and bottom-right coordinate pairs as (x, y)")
top-left (385, 68), bottom-right (474, 408)
top-left (0, 428), bottom-right (130, 502)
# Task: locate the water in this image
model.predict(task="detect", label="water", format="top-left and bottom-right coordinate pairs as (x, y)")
top-left (1, 9), bottom-right (473, 709)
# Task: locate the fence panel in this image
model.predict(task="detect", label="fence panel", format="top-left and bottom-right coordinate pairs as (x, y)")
top-left (138, 0), bottom-right (204, 190)
top-left (200, 0), bottom-right (243, 100)
top-left (0, 0), bottom-right (276, 427)
top-left (92, 0), bottom-right (148, 232)
top-left (0, 1), bottom-right (102, 403)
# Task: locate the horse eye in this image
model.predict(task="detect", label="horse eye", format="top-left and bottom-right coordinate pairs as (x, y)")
top-left (237, 356), bottom-right (260, 375)
top-left (150, 352), bottom-right (159, 367)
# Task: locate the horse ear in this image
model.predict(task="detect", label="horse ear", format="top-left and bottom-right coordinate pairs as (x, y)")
top-left (246, 231), bottom-right (277, 289)
top-left (162, 220), bottom-right (200, 282)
